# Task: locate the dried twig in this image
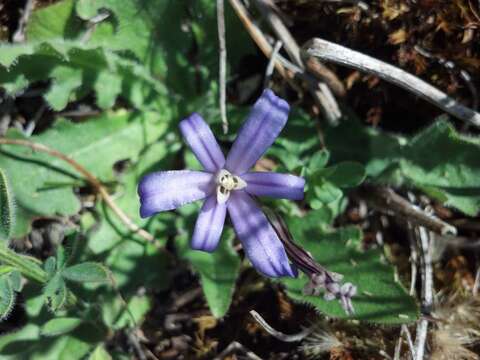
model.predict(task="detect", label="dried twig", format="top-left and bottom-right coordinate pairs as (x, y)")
top-left (12, 0), bottom-right (34, 43)
top-left (127, 329), bottom-right (148, 360)
top-left (228, 0), bottom-right (342, 124)
top-left (414, 225), bottom-right (433, 360)
top-left (357, 186), bottom-right (457, 236)
top-left (319, 0), bottom-right (370, 10)
top-left (253, 0), bottom-right (345, 96)
top-left (81, 9), bottom-right (110, 43)
top-left (171, 287), bottom-right (203, 311)
top-left (304, 38), bottom-right (480, 127)
top-left (474, 266), bottom-right (480, 296)
top-left (249, 310), bottom-right (313, 342)
top-left (264, 40), bottom-right (283, 87)
top-left (217, 0), bottom-right (228, 134)
top-left (0, 138), bottom-right (156, 244)
top-left (213, 341), bottom-right (262, 360)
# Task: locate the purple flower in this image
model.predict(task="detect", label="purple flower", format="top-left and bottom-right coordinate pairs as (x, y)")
top-left (138, 89), bottom-right (305, 278)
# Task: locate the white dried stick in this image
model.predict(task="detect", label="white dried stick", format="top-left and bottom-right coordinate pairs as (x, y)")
top-left (304, 38), bottom-right (480, 127)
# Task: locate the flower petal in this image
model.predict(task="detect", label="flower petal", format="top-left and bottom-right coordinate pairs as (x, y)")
top-left (242, 172), bottom-right (305, 200)
top-left (179, 113), bottom-right (225, 172)
top-left (138, 170), bottom-right (214, 218)
top-left (227, 191), bottom-right (295, 277)
top-left (225, 89), bottom-right (290, 174)
top-left (191, 195), bottom-right (227, 252)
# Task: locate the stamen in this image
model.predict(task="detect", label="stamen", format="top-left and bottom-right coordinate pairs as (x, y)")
top-left (215, 169), bottom-right (247, 203)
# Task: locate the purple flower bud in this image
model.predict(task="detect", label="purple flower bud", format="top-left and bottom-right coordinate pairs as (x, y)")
top-left (264, 208), bottom-right (357, 315)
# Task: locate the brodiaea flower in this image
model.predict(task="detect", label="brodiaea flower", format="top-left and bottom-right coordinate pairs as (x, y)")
top-left (138, 89), bottom-right (305, 277)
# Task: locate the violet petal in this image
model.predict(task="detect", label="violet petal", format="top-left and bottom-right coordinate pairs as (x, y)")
top-left (191, 195), bottom-right (227, 252)
top-left (242, 172), bottom-right (305, 200)
top-left (179, 113), bottom-right (226, 172)
top-left (225, 89), bottom-right (289, 174)
top-left (227, 191), bottom-right (295, 278)
top-left (138, 170), bottom-right (214, 218)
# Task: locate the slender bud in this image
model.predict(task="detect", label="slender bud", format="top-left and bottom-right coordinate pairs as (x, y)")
top-left (264, 208), bottom-right (357, 315)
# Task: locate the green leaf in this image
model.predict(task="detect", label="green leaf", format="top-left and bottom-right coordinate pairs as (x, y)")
top-left (94, 70), bottom-right (122, 109)
top-left (62, 262), bottom-right (109, 283)
top-left (8, 271), bottom-right (22, 292)
top-left (43, 273), bottom-right (67, 312)
top-left (323, 162), bottom-right (366, 188)
top-left (0, 41), bottom-right (169, 110)
top-left (44, 66), bottom-right (83, 110)
top-left (26, 0), bottom-right (82, 41)
top-left (0, 323), bottom-right (40, 356)
top-left (0, 111), bottom-right (170, 237)
top-left (40, 317), bottom-right (83, 337)
top-left (308, 150), bottom-right (330, 171)
top-left (89, 345), bottom-right (112, 360)
top-left (44, 257), bottom-right (57, 277)
top-left (0, 275), bottom-right (15, 321)
top-left (268, 109), bottom-right (322, 172)
top-left (280, 215), bottom-right (419, 324)
top-left (326, 117), bottom-right (480, 215)
top-left (176, 223), bottom-right (240, 318)
top-left (0, 168), bottom-right (15, 242)
top-left (101, 294), bottom-right (151, 330)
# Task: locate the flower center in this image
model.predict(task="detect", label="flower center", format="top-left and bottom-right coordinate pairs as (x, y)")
top-left (216, 169), bottom-right (246, 204)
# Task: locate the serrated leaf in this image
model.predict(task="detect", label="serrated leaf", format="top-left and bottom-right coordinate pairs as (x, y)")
top-left (44, 66), bottom-right (83, 110)
top-left (63, 262), bottom-right (109, 283)
top-left (280, 215), bottom-right (419, 324)
top-left (40, 317), bottom-right (83, 337)
top-left (0, 41), bottom-right (168, 110)
top-left (94, 70), bottom-right (122, 109)
top-left (176, 223), bottom-right (240, 318)
top-left (0, 168), bottom-right (15, 242)
top-left (43, 273), bottom-right (67, 312)
top-left (0, 111), bottom-right (170, 237)
top-left (0, 275), bottom-right (15, 321)
top-left (326, 117), bottom-right (480, 215)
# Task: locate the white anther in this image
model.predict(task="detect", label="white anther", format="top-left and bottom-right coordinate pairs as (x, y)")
top-left (215, 169), bottom-right (247, 204)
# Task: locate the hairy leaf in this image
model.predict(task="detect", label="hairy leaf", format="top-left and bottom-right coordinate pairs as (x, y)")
top-left (62, 262), bottom-right (109, 283)
top-left (43, 273), bottom-right (67, 312)
top-left (0, 168), bottom-right (15, 242)
top-left (0, 275), bottom-right (15, 321)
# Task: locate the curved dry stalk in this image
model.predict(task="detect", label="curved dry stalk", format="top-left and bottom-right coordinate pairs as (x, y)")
top-left (304, 38), bottom-right (480, 127)
top-left (228, 0), bottom-right (342, 124)
top-left (250, 310), bottom-right (314, 342)
top-left (0, 138), bottom-right (155, 244)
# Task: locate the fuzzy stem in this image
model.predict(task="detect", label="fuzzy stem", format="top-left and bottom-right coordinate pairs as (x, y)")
top-left (0, 246), bottom-right (47, 283)
top-left (0, 246), bottom-right (77, 306)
